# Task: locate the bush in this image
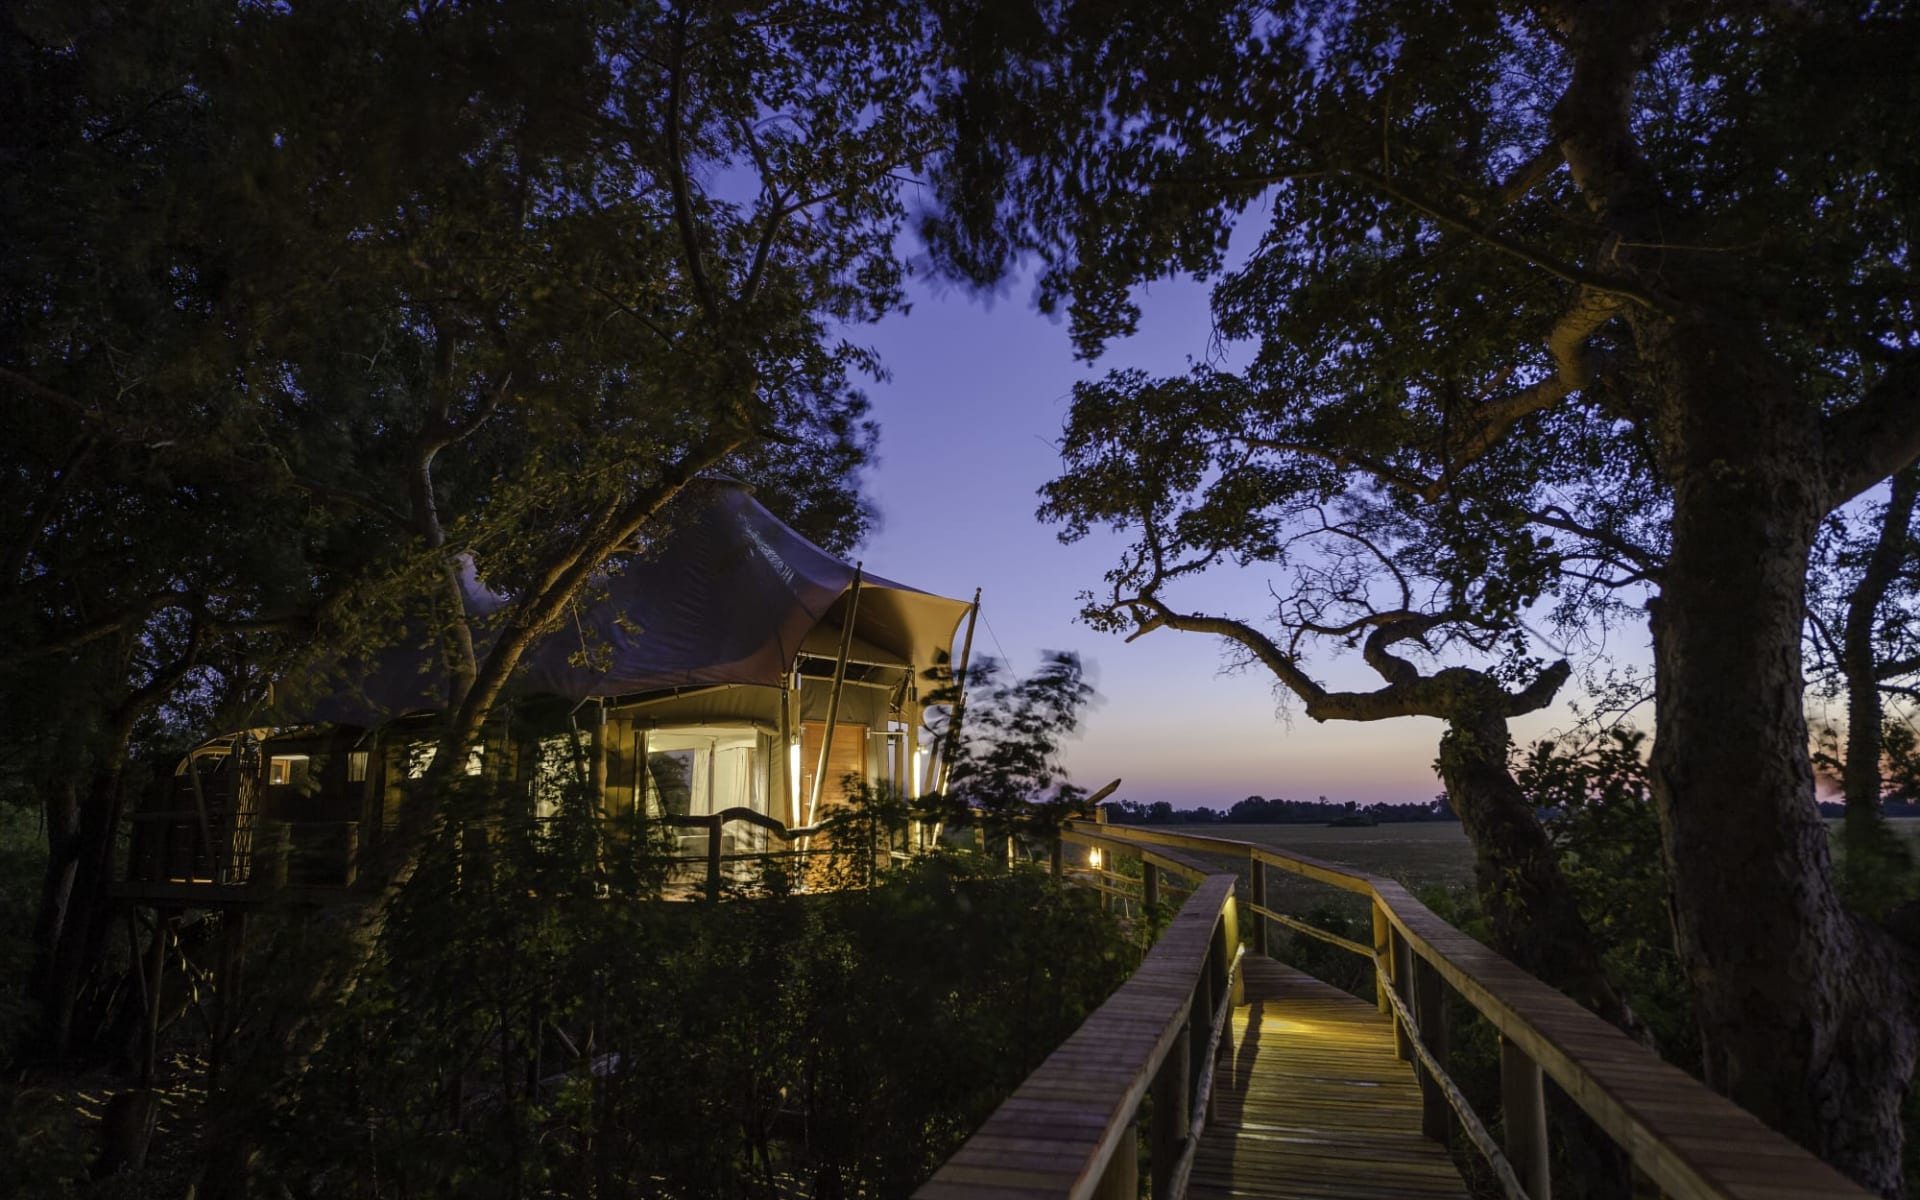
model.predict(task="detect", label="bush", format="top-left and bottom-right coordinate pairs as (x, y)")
top-left (268, 820), bottom-right (1139, 1198)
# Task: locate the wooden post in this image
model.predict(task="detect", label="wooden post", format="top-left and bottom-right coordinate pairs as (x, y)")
top-left (260, 819), bottom-right (290, 887)
top-left (185, 751), bottom-right (219, 882)
top-left (1390, 926), bottom-right (1413, 1062)
top-left (1189, 966), bottom-right (1214, 1123)
top-left (589, 699), bottom-right (608, 812)
top-left (1093, 1124), bottom-right (1138, 1200)
top-left (1149, 1017), bottom-right (1191, 1199)
top-left (1214, 908), bottom-right (1241, 1034)
top-left (1413, 956), bottom-right (1450, 1141)
top-left (935, 589), bottom-right (982, 794)
top-left (208, 910), bottom-right (242, 1090)
top-left (142, 915), bottom-right (169, 1089)
top-left (1372, 901), bottom-right (1392, 1016)
top-left (1049, 835), bottom-right (1063, 879)
top-left (1250, 856), bottom-right (1268, 958)
top-left (1501, 1035), bottom-right (1551, 1200)
top-left (806, 565), bottom-right (864, 827)
top-left (1143, 858), bottom-right (1160, 912)
top-left (705, 812), bottom-right (723, 902)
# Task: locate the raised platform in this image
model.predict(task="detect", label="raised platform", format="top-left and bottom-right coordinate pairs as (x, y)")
top-left (1190, 956), bottom-right (1470, 1199)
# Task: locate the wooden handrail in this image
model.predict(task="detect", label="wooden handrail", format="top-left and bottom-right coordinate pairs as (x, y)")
top-left (915, 872), bottom-right (1241, 1199)
top-left (1062, 820), bottom-right (1873, 1200)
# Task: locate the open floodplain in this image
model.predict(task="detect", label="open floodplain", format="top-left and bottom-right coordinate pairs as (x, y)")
top-left (1152, 815), bottom-right (1920, 910)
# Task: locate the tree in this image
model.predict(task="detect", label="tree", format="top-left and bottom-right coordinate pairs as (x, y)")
top-left (1041, 367), bottom-right (1638, 1028)
top-left (1810, 467), bottom-right (1920, 898)
top-left (922, 2), bottom-right (1920, 1189)
top-left (924, 651), bottom-right (1098, 852)
top-left (1, 0), bottom-right (933, 1114)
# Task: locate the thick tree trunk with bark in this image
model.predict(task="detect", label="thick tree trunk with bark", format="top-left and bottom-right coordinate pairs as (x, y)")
top-left (1437, 706), bottom-right (1633, 1030)
top-left (1643, 323), bottom-right (1917, 1194)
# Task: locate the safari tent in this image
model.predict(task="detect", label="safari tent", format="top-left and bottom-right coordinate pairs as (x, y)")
top-left (124, 479), bottom-right (975, 895)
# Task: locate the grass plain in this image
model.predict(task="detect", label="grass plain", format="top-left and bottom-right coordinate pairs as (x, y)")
top-left (1150, 815), bottom-right (1920, 916)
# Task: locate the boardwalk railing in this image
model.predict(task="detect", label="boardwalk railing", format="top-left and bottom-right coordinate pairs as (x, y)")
top-left (929, 819), bottom-right (1871, 1200)
top-left (120, 806), bottom-right (846, 904)
top-left (917, 867), bottom-right (1244, 1199)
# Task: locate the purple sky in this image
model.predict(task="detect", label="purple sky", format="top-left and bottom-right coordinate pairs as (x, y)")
top-left (850, 267), bottom-right (1603, 810)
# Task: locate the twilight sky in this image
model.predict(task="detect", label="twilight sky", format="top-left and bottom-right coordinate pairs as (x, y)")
top-left (849, 262), bottom-right (1613, 810)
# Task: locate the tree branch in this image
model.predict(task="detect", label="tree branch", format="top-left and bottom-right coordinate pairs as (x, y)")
top-left (1345, 166), bottom-right (1664, 311)
top-left (665, 10), bottom-right (723, 322)
top-left (1827, 354), bottom-right (1920, 506)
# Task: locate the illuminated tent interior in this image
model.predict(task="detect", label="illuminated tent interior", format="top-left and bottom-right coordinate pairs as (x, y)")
top-left (133, 480), bottom-right (974, 891)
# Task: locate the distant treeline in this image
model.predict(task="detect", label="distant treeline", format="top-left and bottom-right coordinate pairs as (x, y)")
top-left (1104, 795), bottom-right (1920, 827)
top-left (1102, 794), bottom-right (1458, 826)
top-left (1818, 799), bottom-right (1920, 819)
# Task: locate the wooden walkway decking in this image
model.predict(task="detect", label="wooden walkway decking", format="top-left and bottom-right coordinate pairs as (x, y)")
top-left (1190, 956), bottom-right (1470, 1200)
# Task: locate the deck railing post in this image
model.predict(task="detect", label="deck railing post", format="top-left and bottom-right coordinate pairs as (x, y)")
top-left (1149, 1015), bottom-right (1191, 1199)
top-left (1143, 858), bottom-right (1159, 912)
top-left (1371, 901), bottom-right (1391, 1016)
top-left (1250, 856), bottom-right (1269, 958)
top-left (705, 814), bottom-right (723, 902)
top-left (1413, 956), bottom-right (1450, 1142)
top-left (1217, 901), bottom-right (1242, 1011)
top-left (1093, 1125), bottom-right (1138, 1200)
top-left (1500, 1035), bottom-right (1551, 1200)
top-left (1188, 969), bottom-right (1213, 1123)
top-left (1389, 926), bottom-right (1413, 1062)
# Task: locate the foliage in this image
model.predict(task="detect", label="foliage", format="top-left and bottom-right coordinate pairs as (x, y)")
top-left (1518, 730), bottom-right (1696, 1067)
top-left (920, 3), bottom-right (1920, 1181)
top-left (260, 801), bottom-right (1137, 1199)
top-left (2, 0), bottom-right (936, 1058)
top-left (923, 651), bottom-right (1098, 845)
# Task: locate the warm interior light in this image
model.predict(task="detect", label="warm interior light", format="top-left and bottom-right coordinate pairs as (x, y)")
top-left (268, 754), bottom-right (308, 786)
top-left (464, 746), bottom-right (484, 776)
top-left (347, 750), bottom-right (369, 783)
top-left (911, 747), bottom-right (925, 798)
top-left (788, 740), bottom-right (802, 818)
top-left (1087, 847), bottom-right (1103, 871)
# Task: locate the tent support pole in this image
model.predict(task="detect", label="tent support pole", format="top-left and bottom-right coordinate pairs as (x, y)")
top-left (936, 589), bottom-right (982, 795)
top-left (779, 672), bottom-right (796, 827)
top-left (805, 565), bottom-right (864, 829)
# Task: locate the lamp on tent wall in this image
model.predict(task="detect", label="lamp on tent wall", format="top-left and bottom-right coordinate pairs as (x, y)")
top-left (1087, 847), bottom-right (1103, 871)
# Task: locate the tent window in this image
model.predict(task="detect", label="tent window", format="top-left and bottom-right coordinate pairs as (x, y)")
top-left (406, 743), bottom-right (482, 779)
top-left (646, 749), bottom-right (696, 817)
top-left (347, 750), bottom-right (369, 783)
top-left (268, 755), bottom-right (308, 787)
top-left (641, 726), bottom-right (763, 819)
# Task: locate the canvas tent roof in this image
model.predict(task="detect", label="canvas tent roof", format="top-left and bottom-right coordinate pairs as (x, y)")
top-left (281, 479), bottom-right (971, 726)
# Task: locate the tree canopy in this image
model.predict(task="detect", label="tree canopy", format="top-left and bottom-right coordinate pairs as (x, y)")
top-left (921, 1), bottom-right (1920, 1189)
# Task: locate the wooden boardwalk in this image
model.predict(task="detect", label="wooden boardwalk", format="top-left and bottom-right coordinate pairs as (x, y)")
top-left (1190, 956), bottom-right (1470, 1200)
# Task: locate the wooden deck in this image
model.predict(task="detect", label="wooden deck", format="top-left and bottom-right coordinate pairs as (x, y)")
top-left (1190, 956), bottom-right (1469, 1200)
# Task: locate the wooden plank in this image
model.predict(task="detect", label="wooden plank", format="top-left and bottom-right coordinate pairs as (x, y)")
top-left (1187, 957), bottom-right (1468, 1200)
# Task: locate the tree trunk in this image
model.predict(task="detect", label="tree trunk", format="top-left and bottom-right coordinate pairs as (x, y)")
top-left (41, 759), bottom-right (133, 1054)
top-left (1645, 329), bottom-right (1917, 1195)
top-left (1840, 467), bottom-right (1918, 884)
top-left (1436, 706), bottom-right (1636, 1032)
top-left (30, 780), bottom-right (81, 1001)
